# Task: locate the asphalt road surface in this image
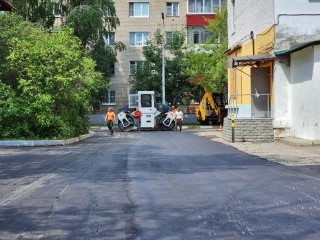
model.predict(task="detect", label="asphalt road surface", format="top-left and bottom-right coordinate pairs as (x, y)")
top-left (1, 130), bottom-right (320, 240)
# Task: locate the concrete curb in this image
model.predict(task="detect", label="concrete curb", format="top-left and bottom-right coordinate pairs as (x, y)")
top-left (199, 126), bottom-right (215, 129)
top-left (0, 132), bottom-right (95, 147)
top-left (278, 137), bottom-right (320, 147)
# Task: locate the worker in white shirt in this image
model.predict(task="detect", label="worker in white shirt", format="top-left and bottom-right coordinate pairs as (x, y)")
top-left (174, 107), bottom-right (184, 132)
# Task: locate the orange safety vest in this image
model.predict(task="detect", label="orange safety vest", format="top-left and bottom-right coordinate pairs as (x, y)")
top-left (106, 112), bottom-right (115, 121)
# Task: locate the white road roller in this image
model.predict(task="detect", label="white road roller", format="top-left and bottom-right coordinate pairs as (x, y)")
top-left (117, 91), bottom-right (175, 131)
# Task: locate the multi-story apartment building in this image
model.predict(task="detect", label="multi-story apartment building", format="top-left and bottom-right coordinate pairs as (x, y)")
top-left (224, 0), bottom-right (320, 141)
top-left (102, 0), bottom-right (224, 112)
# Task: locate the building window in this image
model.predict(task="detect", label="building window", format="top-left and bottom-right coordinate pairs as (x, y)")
top-left (130, 89), bottom-right (138, 94)
top-left (129, 32), bottom-right (149, 46)
top-left (53, 1), bottom-right (61, 16)
top-left (103, 90), bottom-right (116, 105)
top-left (103, 6), bottom-right (115, 17)
top-left (187, 27), bottom-right (211, 44)
top-left (166, 2), bottom-right (179, 16)
top-left (188, 0), bottom-right (220, 14)
top-left (165, 31), bottom-right (184, 45)
top-left (231, 0), bottom-right (236, 34)
top-left (110, 63), bottom-right (115, 75)
top-left (129, 90), bottom-right (139, 108)
top-left (129, 2), bottom-right (149, 17)
top-left (103, 32), bottom-right (115, 46)
top-left (130, 61), bottom-right (145, 75)
top-left (166, 32), bottom-right (173, 44)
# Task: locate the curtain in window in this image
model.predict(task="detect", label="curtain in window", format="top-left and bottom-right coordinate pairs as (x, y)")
top-left (204, 0), bottom-right (211, 13)
top-left (173, 3), bottom-right (179, 16)
top-left (189, 0), bottom-right (195, 13)
top-left (196, 0), bottom-right (203, 13)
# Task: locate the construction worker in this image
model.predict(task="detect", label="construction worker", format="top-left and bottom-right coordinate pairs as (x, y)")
top-left (133, 107), bottom-right (142, 132)
top-left (171, 106), bottom-right (177, 127)
top-left (174, 107), bottom-right (184, 132)
top-left (105, 108), bottom-right (116, 135)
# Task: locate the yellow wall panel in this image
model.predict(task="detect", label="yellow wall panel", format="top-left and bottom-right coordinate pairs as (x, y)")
top-left (227, 25), bottom-right (275, 106)
top-left (256, 26), bottom-right (275, 54)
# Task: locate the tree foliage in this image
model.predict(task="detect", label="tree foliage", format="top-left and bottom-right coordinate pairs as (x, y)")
top-left (0, 13), bottom-right (104, 139)
top-left (65, 1), bottom-right (125, 111)
top-left (183, 7), bottom-right (228, 93)
top-left (130, 29), bottom-right (191, 106)
top-left (11, 0), bottom-right (125, 111)
top-left (11, 0), bottom-right (56, 28)
top-left (65, 1), bottom-right (125, 78)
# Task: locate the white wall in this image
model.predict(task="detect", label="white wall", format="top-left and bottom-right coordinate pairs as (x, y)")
top-left (227, 0), bottom-right (274, 48)
top-left (274, 0), bottom-right (320, 51)
top-left (273, 59), bottom-right (291, 137)
top-left (290, 45), bottom-right (320, 140)
top-left (275, 0), bottom-right (320, 15)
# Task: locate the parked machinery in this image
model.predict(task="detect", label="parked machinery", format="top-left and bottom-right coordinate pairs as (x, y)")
top-left (117, 91), bottom-right (175, 131)
top-left (196, 89), bottom-right (228, 125)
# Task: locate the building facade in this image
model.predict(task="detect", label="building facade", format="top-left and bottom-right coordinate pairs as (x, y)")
top-left (225, 0), bottom-right (320, 141)
top-left (102, 0), bottom-right (224, 112)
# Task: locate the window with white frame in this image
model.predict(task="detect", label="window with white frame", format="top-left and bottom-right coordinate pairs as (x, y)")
top-left (103, 90), bottom-right (116, 104)
top-left (165, 31), bottom-right (184, 45)
top-left (103, 6), bottom-right (115, 17)
top-left (103, 32), bottom-right (115, 46)
top-left (188, 0), bottom-right (220, 14)
top-left (166, 31), bottom-right (174, 44)
top-left (129, 32), bottom-right (149, 46)
top-left (187, 27), bottom-right (211, 44)
top-left (129, 2), bottom-right (149, 17)
top-left (129, 61), bottom-right (145, 75)
top-left (166, 2), bottom-right (179, 16)
top-left (231, 0), bottom-right (236, 33)
top-left (52, 0), bottom-right (61, 16)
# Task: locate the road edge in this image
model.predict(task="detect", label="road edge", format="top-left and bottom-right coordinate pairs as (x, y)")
top-left (0, 132), bottom-right (95, 147)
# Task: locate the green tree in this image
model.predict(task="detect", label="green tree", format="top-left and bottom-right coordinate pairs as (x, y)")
top-left (0, 13), bottom-right (103, 139)
top-left (183, 7), bottom-right (228, 93)
top-left (11, 0), bottom-right (57, 28)
top-left (131, 29), bottom-right (191, 106)
top-left (0, 14), bottom-right (29, 88)
top-left (11, 0), bottom-right (125, 111)
top-left (65, 1), bottom-right (125, 111)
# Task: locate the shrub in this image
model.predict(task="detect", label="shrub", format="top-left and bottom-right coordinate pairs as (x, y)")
top-left (0, 13), bottom-right (103, 139)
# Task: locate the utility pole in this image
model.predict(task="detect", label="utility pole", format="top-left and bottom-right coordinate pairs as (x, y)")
top-left (161, 12), bottom-right (165, 104)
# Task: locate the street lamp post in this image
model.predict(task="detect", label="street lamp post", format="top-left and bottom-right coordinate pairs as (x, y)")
top-left (161, 13), bottom-right (165, 104)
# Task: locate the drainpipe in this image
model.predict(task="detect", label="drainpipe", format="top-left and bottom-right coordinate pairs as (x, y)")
top-left (250, 31), bottom-right (255, 55)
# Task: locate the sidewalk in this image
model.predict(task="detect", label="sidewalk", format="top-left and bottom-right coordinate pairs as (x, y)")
top-left (189, 128), bottom-right (320, 166)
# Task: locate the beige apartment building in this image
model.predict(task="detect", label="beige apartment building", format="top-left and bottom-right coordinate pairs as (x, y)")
top-left (101, 0), bottom-right (223, 111)
top-left (102, 0), bottom-right (186, 111)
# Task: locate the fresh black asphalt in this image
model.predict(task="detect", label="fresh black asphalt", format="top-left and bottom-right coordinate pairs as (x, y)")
top-left (1, 130), bottom-right (320, 239)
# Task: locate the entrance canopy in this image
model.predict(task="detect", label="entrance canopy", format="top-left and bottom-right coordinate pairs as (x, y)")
top-left (228, 53), bottom-right (276, 68)
top-left (275, 40), bottom-right (320, 56)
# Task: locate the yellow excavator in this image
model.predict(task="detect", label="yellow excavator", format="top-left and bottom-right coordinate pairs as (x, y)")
top-left (196, 88), bottom-right (228, 125)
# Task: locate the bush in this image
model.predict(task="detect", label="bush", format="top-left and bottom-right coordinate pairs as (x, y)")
top-left (0, 13), bottom-right (103, 139)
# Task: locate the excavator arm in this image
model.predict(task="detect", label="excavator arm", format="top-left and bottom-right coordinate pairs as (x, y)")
top-left (196, 88), bottom-right (223, 124)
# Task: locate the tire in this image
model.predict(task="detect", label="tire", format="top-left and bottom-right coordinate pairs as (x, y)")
top-left (118, 114), bottom-right (135, 131)
top-left (199, 120), bottom-right (209, 125)
top-left (159, 116), bottom-right (175, 131)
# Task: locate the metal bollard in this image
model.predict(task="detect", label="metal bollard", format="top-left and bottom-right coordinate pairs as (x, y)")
top-left (231, 115), bottom-right (235, 143)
